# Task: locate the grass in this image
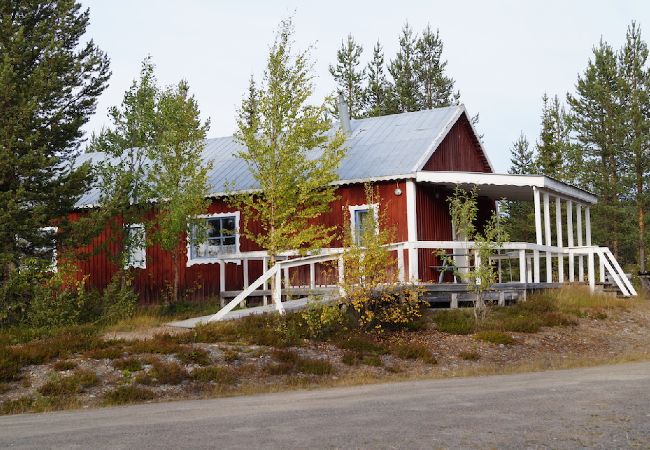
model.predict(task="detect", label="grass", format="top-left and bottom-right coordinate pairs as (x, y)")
top-left (147, 360), bottom-right (188, 385)
top-left (112, 357), bottom-right (143, 372)
top-left (38, 369), bottom-right (98, 396)
top-left (390, 342), bottom-right (437, 364)
top-left (176, 347), bottom-right (211, 366)
top-left (431, 310), bottom-right (476, 334)
top-left (265, 349), bottom-right (334, 376)
top-left (458, 351), bottom-right (481, 361)
top-left (335, 335), bottom-right (388, 355)
top-left (127, 335), bottom-right (183, 355)
top-left (473, 331), bottom-right (515, 345)
top-left (190, 366), bottom-right (238, 384)
top-left (103, 385), bottom-right (155, 405)
top-left (52, 360), bottom-right (77, 371)
top-left (223, 349), bottom-right (239, 362)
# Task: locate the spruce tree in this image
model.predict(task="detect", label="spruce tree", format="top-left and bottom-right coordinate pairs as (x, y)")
top-left (232, 18), bottom-right (346, 296)
top-left (329, 34), bottom-right (365, 118)
top-left (0, 0), bottom-right (110, 281)
top-left (364, 42), bottom-right (390, 117)
top-left (618, 22), bottom-right (650, 272)
top-left (567, 39), bottom-right (627, 257)
top-left (414, 25), bottom-right (460, 108)
top-left (388, 23), bottom-right (420, 113)
top-left (504, 134), bottom-right (537, 243)
top-left (536, 94), bottom-right (577, 183)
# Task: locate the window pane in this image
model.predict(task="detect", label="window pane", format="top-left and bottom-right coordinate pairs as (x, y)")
top-left (191, 215), bottom-right (238, 259)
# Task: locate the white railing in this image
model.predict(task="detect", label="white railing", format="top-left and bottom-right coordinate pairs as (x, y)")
top-left (207, 240), bottom-right (635, 322)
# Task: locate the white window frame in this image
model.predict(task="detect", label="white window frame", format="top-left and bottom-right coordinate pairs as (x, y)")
top-left (349, 203), bottom-right (379, 245)
top-left (126, 223), bottom-right (146, 269)
top-left (187, 211), bottom-right (241, 266)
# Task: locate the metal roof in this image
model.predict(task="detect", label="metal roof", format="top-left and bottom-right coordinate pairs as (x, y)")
top-left (76, 105), bottom-right (467, 207)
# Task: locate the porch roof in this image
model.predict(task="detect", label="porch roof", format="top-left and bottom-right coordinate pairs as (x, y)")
top-left (415, 171), bottom-right (597, 205)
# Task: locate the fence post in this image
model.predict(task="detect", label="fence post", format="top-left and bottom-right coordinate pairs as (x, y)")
top-left (519, 249), bottom-right (526, 284)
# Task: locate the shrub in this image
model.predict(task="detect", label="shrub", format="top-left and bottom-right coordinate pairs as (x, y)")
top-left (103, 385), bottom-right (155, 405)
top-left (474, 331), bottom-right (515, 345)
top-left (458, 351), bottom-right (480, 361)
top-left (0, 395), bottom-right (35, 415)
top-left (190, 366), bottom-right (238, 384)
top-left (112, 357), bottom-right (143, 372)
top-left (176, 347), bottom-right (211, 366)
top-left (101, 272), bottom-right (138, 324)
top-left (265, 350), bottom-right (333, 376)
top-left (390, 342), bottom-right (437, 364)
top-left (27, 264), bottom-right (92, 328)
top-left (361, 355), bottom-right (383, 367)
top-left (341, 351), bottom-right (361, 366)
top-left (223, 349), bottom-right (239, 362)
top-left (0, 259), bottom-right (47, 327)
top-left (85, 347), bottom-right (125, 360)
top-left (148, 360), bottom-right (187, 385)
top-left (301, 302), bottom-right (347, 340)
top-left (38, 369), bottom-right (98, 396)
top-left (335, 335), bottom-right (387, 355)
top-left (52, 360), bottom-right (77, 371)
top-left (127, 335), bottom-right (182, 355)
top-left (432, 310), bottom-right (476, 335)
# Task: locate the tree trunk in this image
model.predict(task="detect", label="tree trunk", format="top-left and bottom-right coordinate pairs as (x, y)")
top-left (269, 253), bottom-right (277, 301)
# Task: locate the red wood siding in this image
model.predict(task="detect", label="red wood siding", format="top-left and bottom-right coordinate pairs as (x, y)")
top-left (70, 181), bottom-right (408, 303)
top-left (422, 113), bottom-right (491, 173)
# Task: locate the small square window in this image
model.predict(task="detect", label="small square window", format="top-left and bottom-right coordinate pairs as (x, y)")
top-left (190, 214), bottom-right (239, 260)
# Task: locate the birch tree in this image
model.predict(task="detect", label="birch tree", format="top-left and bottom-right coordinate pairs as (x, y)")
top-left (232, 18), bottom-right (346, 293)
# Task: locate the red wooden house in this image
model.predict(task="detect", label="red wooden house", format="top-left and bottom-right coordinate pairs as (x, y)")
top-left (71, 104), bottom-right (636, 314)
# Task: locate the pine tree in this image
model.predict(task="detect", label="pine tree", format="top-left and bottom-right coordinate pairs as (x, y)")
top-left (232, 18), bottom-right (346, 296)
top-left (414, 25), bottom-right (459, 108)
top-left (536, 94), bottom-right (577, 183)
top-left (388, 23), bottom-right (420, 113)
top-left (364, 42), bottom-right (390, 117)
top-left (618, 22), bottom-right (650, 272)
top-left (0, 0), bottom-right (110, 281)
top-left (504, 134), bottom-right (537, 243)
top-left (567, 39), bottom-right (627, 257)
top-left (329, 34), bottom-right (365, 118)
top-left (146, 80), bottom-right (211, 303)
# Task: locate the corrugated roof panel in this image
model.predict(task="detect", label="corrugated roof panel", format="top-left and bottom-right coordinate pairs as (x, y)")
top-left (75, 106), bottom-right (463, 207)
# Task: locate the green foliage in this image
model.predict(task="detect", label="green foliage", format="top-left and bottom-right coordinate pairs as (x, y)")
top-left (335, 335), bottom-right (388, 355)
top-left (301, 301), bottom-right (346, 340)
top-left (52, 360), bottom-right (77, 371)
top-left (265, 349), bottom-right (333, 376)
top-left (387, 23), bottom-right (419, 113)
top-left (414, 24), bottom-right (459, 109)
top-left (329, 34), bottom-right (365, 118)
top-left (112, 357), bottom-right (143, 372)
top-left (473, 331), bottom-right (515, 345)
top-left (431, 309), bottom-right (476, 335)
top-left (390, 342), bottom-right (437, 364)
top-left (101, 272), bottom-right (138, 324)
top-left (38, 369), bottom-right (98, 396)
top-left (176, 347), bottom-right (211, 366)
top-left (232, 18), bottom-right (346, 274)
top-left (0, 0), bottom-right (110, 282)
top-left (103, 385), bottom-right (155, 405)
top-left (364, 42), bottom-right (391, 117)
top-left (190, 365), bottom-right (237, 384)
top-left (0, 259), bottom-right (48, 326)
top-left (148, 360), bottom-right (188, 385)
top-left (341, 185), bottom-right (424, 331)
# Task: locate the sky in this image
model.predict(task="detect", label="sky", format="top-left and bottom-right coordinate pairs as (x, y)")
top-left (80, 0), bottom-right (650, 172)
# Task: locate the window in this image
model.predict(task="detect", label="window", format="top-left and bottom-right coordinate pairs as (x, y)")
top-left (349, 204), bottom-right (379, 246)
top-left (189, 213), bottom-right (239, 262)
top-left (126, 224), bottom-right (146, 269)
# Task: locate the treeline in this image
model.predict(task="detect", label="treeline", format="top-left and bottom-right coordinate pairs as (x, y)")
top-left (505, 22), bottom-right (650, 272)
top-left (328, 23), bottom-right (464, 118)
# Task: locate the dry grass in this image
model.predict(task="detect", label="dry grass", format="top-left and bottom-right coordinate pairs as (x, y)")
top-left (104, 315), bottom-right (164, 333)
top-left (103, 385), bottom-right (155, 405)
top-left (37, 369), bottom-right (98, 396)
top-left (473, 331), bottom-right (515, 345)
top-left (390, 342), bottom-right (437, 364)
top-left (190, 366), bottom-right (238, 384)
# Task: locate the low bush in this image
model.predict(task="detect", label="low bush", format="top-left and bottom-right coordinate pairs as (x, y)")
top-left (148, 360), bottom-right (187, 385)
top-left (103, 385), bottom-right (155, 405)
top-left (85, 346), bottom-right (125, 360)
top-left (176, 347), bottom-right (211, 366)
top-left (361, 355), bottom-right (383, 367)
top-left (223, 349), bottom-right (239, 362)
top-left (127, 335), bottom-right (183, 355)
top-left (0, 395), bottom-right (35, 415)
top-left (432, 310), bottom-right (476, 335)
top-left (458, 351), bottom-right (480, 361)
top-left (38, 369), bottom-right (98, 396)
top-left (101, 273), bottom-right (138, 324)
top-left (52, 360), bottom-right (77, 371)
top-left (190, 366), bottom-right (238, 384)
top-left (301, 302), bottom-right (347, 340)
top-left (112, 357), bottom-right (142, 372)
top-left (390, 342), bottom-right (437, 364)
top-left (335, 335), bottom-right (387, 355)
top-left (473, 331), bottom-right (515, 345)
top-left (265, 350), bottom-right (334, 376)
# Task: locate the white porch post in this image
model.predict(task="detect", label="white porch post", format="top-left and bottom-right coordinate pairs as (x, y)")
top-left (406, 181), bottom-right (419, 281)
top-left (555, 197), bottom-right (564, 283)
top-left (543, 192), bottom-right (552, 283)
top-left (585, 206), bottom-right (592, 246)
top-left (567, 200), bottom-right (575, 282)
top-left (309, 262), bottom-right (316, 289)
top-left (533, 187), bottom-right (542, 283)
top-left (397, 248), bottom-right (405, 282)
top-left (519, 249), bottom-right (526, 284)
top-left (587, 250), bottom-right (596, 292)
top-left (599, 253), bottom-right (606, 283)
top-left (577, 204), bottom-right (584, 282)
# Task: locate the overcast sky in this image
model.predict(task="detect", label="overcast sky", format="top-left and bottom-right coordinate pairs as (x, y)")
top-left (80, 0), bottom-right (650, 172)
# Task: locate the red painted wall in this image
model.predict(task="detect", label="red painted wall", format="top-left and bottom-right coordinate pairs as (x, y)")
top-left (422, 113), bottom-right (491, 173)
top-left (70, 180), bottom-right (408, 303)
